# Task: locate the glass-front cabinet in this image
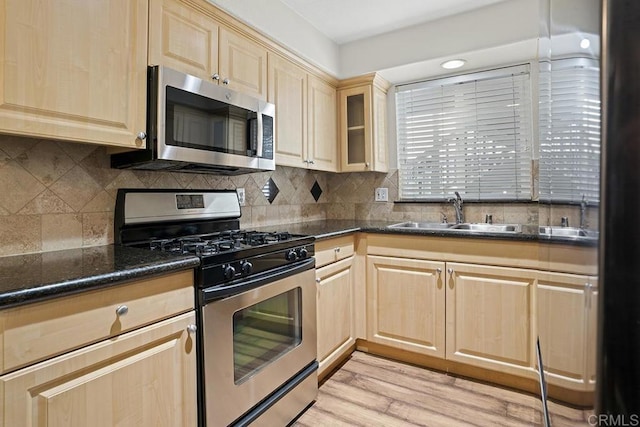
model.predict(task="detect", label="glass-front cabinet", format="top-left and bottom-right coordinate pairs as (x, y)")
top-left (338, 73), bottom-right (390, 172)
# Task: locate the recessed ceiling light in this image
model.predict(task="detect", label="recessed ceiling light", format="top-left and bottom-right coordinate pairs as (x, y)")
top-left (580, 38), bottom-right (591, 49)
top-left (441, 59), bottom-right (466, 70)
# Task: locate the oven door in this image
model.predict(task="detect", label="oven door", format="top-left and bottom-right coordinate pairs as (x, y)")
top-left (201, 260), bottom-right (316, 426)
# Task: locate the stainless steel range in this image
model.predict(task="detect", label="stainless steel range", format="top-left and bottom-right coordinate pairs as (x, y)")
top-left (114, 189), bottom-right (318, 427)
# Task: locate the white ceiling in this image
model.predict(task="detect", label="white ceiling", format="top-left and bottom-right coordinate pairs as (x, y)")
top-left (279, 0), bottom-right (512, 44)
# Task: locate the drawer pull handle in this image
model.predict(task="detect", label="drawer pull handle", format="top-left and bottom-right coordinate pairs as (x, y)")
top-left (447, 268), bottom-right (454, 275)
top-left (115, 305), bottom-right (129, 316)
top-left (436, 268), bottom-right (442, 274)
top-left (316, 278), bottom-right (321, 283)
top-left (335, 247), bottom-right (341, 253)
top-left (187, 324), bottom-right (197, 334)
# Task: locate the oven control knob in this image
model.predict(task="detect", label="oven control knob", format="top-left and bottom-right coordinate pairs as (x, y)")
top-left (298, 247), bottom-right (308, 259)
top-left (241, 261), bottom-right (253, 274)
top-left (285, 250), bottom-right (298, 261)
top-left (223, 265), bottom-right (236, 279)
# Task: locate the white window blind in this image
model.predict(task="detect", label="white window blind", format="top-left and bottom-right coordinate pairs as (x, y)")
top-left (539, 58), bottom-right (600, 203)
top-left (396, 65), bottom-right (533, 201)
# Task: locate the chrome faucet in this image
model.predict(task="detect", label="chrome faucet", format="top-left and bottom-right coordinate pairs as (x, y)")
top-left (580, 194), bottom-right (588, 229)
top-left (448, 191), bottom-right (464, 224)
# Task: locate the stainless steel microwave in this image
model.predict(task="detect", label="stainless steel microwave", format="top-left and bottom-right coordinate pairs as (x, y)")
top-left (111, 66), bottom-right (275, 175)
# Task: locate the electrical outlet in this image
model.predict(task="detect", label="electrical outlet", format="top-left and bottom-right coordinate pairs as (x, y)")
top-left (236, 188), bottom-right (246, 206)
top-left (375, 187), bottom-right (389, 202)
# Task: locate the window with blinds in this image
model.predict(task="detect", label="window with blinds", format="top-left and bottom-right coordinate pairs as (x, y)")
top-left (539, 58), bottom-right (600, 203)
top-left (396, 65), bottom-right (533, 201)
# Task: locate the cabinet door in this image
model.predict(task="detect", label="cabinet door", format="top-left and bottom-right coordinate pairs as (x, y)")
top-left (587, 278), bottom-right (598, 387)
top-left (0, 0), bottom-right (148, 148)
top-left (367, 255), bottom-right (445, 357)
top-left (537, 272), bottom-right (591, 391)
top-left (0, 312), bottom-right (197, 427)
top-left (148, 0), bottom-right (219, 82)
top-left (268, 53), bottom-right (307, 168)
top-left (316, 256), bottom-right (355, 377)
top-left (219, 27), bottom-right (267, 100)
top-left (339, 86), bottom-right (372, 172)
top-left (307, 75), bottom-right (338, 172)
top-left (446, 263), bottom-right (537, 378)
top-left (371, 86), bottom-right (389, 172)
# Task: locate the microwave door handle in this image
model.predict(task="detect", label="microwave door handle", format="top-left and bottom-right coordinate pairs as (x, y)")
top-left (256, 112), bottom-right (264, 157)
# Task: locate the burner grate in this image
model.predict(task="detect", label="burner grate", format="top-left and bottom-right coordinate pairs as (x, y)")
top-left (147, 230), bottom-right (297, 255)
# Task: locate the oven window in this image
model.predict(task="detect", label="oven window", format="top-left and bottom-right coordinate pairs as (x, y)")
top-left (232, 287), bottom-right (302, 384)
top-left (165, 86), bottom-right (249, 156)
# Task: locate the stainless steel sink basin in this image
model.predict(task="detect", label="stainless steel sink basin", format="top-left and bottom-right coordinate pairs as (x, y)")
top-left (539, 226), bottom-right (599, 240)
top-left (387, 221), bottom-right (522, 234)
top-left (449, 223), bottom-right (522, 233)
top-left (387, 221), bottom-right (454, 230)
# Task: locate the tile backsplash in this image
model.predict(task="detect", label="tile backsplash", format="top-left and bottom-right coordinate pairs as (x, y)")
top-left (0, 134), bottom-right (596, 257)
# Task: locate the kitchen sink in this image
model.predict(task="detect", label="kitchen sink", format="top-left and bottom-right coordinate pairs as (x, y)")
top-left (387, 221), bottom-right (455, 230)
top-left (449, 223), bottom-right (522, 233)
top-left (387, 221), bottom-right (522, 234)
top-left (539, 226), bottom-right (599, 240)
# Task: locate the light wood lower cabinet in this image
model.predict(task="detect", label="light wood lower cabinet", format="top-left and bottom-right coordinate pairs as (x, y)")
top-left (315, 236), bottom-right (357, 378)
top-left (366, 255), bottom-right (445, 358)
top-left (316, 256), bottom-right (355, 378)
top-left (0, 270), bottom-right (197, 426)
top-left (360, 234), bottom-right (597, 404)
top-left (537, 272), bottom-right (598, 391)
top-left (0, 311), bottom-right (197, 427)
top-left (446, 263), bottom-right (537, 378)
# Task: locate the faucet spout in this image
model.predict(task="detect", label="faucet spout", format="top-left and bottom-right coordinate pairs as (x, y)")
top-left (449, 192), bottom-right (464, 224)
top-left (580, 194), bottom-right (588, 229)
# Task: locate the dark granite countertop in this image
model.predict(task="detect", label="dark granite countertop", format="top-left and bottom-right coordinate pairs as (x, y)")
top-left (254, 219), bottom-right (598, 247)
top-left (1, 220), bottom-right (596, 310)
top-left (0, 245), bottom-right (200, 309)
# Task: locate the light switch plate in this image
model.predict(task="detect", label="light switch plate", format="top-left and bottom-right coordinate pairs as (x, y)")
top-left (236, 188), bottom-right (246, 206)
top-left (375, 187), bottom-right (389, 202)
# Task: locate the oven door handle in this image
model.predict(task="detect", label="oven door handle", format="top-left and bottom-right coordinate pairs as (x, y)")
top-left (201, 257), bottom-right (315, 303)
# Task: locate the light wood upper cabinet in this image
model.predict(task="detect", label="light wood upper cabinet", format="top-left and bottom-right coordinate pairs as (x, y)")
top-left (0, 0), bottom-right (148, 148)
top-left (445, 262), bottom-right (537, 378)
top-left (269, 54), bottom-right (338, 171)
top-left (537, 272), bottom-right (598, 391)
top-left (367, 255), bottom-right (446, 358)
top-left (338, 73), bottom-right (390, 172)
top-left (218, 27), bottom-right (267, 100)
top-left (149, 0), bottom-right (267, 100)
top-left (0, 312), bottom-right (197, 427)
top-left (307, 74), bottom-right (338, 171)
top-left (148, 0), bottom-right (219, 81)
top-left (268, 53), bottom-right (307, 168)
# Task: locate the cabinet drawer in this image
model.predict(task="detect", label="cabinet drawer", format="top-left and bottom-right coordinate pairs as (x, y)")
top-left (0, 270), bottom-right (194, 374)
top-left (315, 236), bottom-right (355, 268)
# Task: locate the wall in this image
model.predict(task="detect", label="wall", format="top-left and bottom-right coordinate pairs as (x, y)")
top-left (338, 0), bottom-right (540, 79)
top-left (0, 135), bottom-right (329, 257)
top-left (0, 134), bottom-right (596, 257)
top-left (207, 0), bottom-right (340, 76)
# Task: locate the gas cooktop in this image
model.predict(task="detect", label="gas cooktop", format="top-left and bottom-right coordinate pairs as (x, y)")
top-left (145, 230), bottom-right (303, 256)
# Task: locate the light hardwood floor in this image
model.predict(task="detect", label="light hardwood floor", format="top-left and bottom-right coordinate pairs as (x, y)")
top-left (294, 351), bottom-right (593, 426)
